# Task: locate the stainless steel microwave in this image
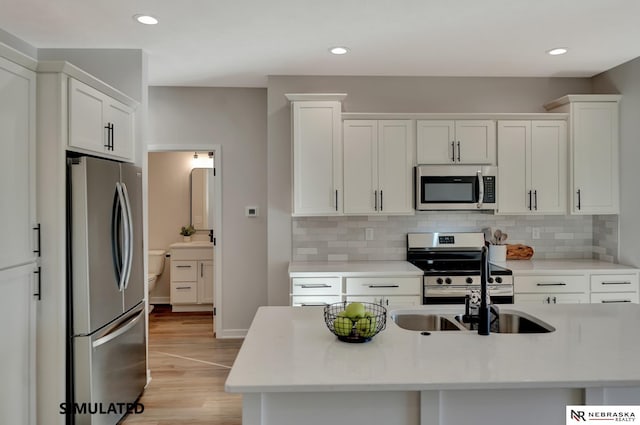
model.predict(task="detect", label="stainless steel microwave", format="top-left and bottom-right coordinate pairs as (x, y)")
top-left (415, 165), bottom-right (497, 210)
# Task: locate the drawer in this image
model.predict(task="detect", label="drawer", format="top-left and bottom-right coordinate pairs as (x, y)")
top-left (291, 295), bottom-right (342, 307)
top-left (171, 248), bottom-right (213, 261)
top-left (291, 277), bottom-right (341, 295)
top-left (590, 292), bottom-right (639, 304)
top-left (171, 282), bottom-right (197, 304)
top-left (171, 260), bottom-right (197, 281)
top-left (346, 277), bottom-right (421, 296)
top-left (515, 293), bottom-right (589, 304)
top-left (514, 275), bottom-right (587, 293)
top-left (590, 273), bottom-right (639, 293)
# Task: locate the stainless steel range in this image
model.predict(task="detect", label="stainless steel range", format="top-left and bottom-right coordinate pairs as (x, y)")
top-left (407, 232), bottom-right (514, 304)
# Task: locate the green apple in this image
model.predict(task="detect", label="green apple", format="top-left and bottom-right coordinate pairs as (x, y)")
top-left (337, 311), bottom-right (347, 317)
top-left (356, 317), bottom-right (377, 338)
top-left (333, 317), bottom-right (353, 336)
top-left (344, 302), bottom-right (366, 319)
top-left (364, 310), bottom-right (374, 318)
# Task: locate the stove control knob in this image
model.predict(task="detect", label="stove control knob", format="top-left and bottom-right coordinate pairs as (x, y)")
top-left (436, 278), bottom-right (443, 285)
top-left (445, 278), bottom-right (452, 285)
top-left (488, 277), bottom-right (494, 283)
top-left (495, 277), bottom-right (503, 284)
top-left (466, 277), bottom-right (473, 284)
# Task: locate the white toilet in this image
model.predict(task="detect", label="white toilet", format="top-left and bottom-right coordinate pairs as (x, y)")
top-left (148, 249), bottom-right (166, 294)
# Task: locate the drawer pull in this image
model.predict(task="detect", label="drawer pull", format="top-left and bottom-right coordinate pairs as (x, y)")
top-left (176, 286), bottom-right (191, 290)
top-left (176, 265), bottom-right (192, 268)
top-left (367, 284), bottom-right (400, 288)
top-left (536, 282), bottom-right (566, 286)
top-left (601, 281), bottom-right (632, 285)
top-left (300, 303), bottom-right (329, 307)
top-left (299, 284), bottom-right (332, 289)
top-left (601, 299), bottom-right (632, 303)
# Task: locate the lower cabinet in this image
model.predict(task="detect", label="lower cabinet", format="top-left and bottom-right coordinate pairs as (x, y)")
top-left (345, 277), bottom-right (421, 310)
top-left (514, 274), bottom-right (588, 305)
top-left (170, 246), bottom-right (214, 312)
top-left (290, 277), bottom-right (342, 306)
top-left (590, 273), bottom-right (639, 304)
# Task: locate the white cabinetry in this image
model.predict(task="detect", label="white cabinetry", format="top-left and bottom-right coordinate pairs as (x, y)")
top-left (343, 120), bottom-right (414, 215)
top-left (288, 94), bottom-right (345, 216)
top-left (497, 120), bottom-right (566, 214)
top-left (0, 53), bottom-right (37, 425)
top-left (69, 78), bottom-right (134, 161)
top-left (417, 120), bottom-right (496, 165)
top-left (290, 277), bottom-right (342, 306)
top-left (514, 274), bottom-right (589, 304)
top-left (590, 273), bottom-right (639, 304)
top-left (170, 245), bottom-right (214, 312)
top-left (345, 277), bottom-right (421, 310)
top-left (544, 95), bottom-right (621, 214)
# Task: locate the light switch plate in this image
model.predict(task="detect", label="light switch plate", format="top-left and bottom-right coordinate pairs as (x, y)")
top-left (246, 206), bottom-right (259, 217)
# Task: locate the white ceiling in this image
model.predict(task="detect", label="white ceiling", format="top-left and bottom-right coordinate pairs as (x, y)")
top-left (1, 0), bottom-right (640, 87)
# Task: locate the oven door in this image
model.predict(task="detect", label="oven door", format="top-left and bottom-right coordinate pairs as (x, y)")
top-left (423, 284), bottom-right (513, 305)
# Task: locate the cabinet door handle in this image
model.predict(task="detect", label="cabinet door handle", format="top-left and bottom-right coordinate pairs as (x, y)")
top-left (457, 141), bottom-right (461, 162)
top-left (104, 123), bottom-right (111, 149)
top-left (33, 267), bottom-right (41, 300)
top-left (299, 284), bottom-right (332, 289)
top-left (601, 299), bottom-right (632, 303)
top-left (367, 284), bottom-right (399, 288)
top-left (451, 141), bottom-right (455, 162)
top-left (110, 123), bottom-right (115, 150)
top-left (380, 190), bottom-right (383, 211)
top-left (335, 189), bottom-right (338, 211)
top-left (601, 281), bottom-right (632, 285)
top-left (552, 296), bottom-right (557, 304)
top-left (536, 282), bottom-right (567, 286)
top-left (374, 190), bottom-right (378, 211)
top-left (545, 296), bottom-right (550, 304)
top-left (33, 224), bottom-right (41, 257)
top-left (176, 286), bottom-right (191, 290)
top-left (528, 190), bottom-right (532, 211)
top-left (200, 263), bottom-right (204, 277)
top-left (577, 189), bottom-right (581, 210)
top-left (534, 190), bottom-right (538, 210)
top-left (176, 265), bottom-right (192, 268)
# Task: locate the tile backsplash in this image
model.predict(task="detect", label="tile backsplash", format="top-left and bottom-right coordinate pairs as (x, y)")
top-left (292, 212), bottom-right (618, 262)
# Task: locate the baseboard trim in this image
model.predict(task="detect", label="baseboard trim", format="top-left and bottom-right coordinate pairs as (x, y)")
top-left (218, 329), bottom-right (247, 339)
top-left (150, 296), bottom-right (170, 304)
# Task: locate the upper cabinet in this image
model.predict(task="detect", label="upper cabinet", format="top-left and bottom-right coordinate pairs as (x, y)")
top-left (544, 95), bottom-right (621, 215)
top-left (288, 94), bottom-right (345, 216)
top-left (416, 120), bottom-right (496, 165)
top-left (343, 120), bottom-right (414, 215)
top-left (0, 55), bottom-right (37, 270)
top-left (69, 78), bottom-right (134, 161)
top-left (497, 120), bottom-right (567, 215)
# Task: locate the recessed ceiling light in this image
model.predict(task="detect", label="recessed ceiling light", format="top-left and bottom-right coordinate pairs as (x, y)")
top-left (547, 48), bottom-right (568, 56)
top-left (329, 47), bottom-right (349, 55)
top-left (134, 14), bottom-right (158, 25)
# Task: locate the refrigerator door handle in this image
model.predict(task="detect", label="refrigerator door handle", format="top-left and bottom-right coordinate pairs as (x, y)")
top-left (92, 308), bottom-right (144, 349)
top-left (111, 184), bottom-right (123, 288)
top-left (113, 182), bottom-right (130, 291)
top-left (120, 182), bottom-right (134, 289)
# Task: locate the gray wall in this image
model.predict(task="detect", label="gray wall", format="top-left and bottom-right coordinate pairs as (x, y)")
top-left (267, 75), bottom-right (593, 306)
top-left (593, 56), bottom-right (640, 267)
top-left (148, 86), bottom-right (268, 333)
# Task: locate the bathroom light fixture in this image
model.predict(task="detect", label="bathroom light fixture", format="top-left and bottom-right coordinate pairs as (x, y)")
top-left (547, 47), bottom-right (568, 56)
top-left (134, 14), bottom-right (159, 25)
top-left (192, 152), bottom-right (214, 169)
top-left (329, 46), bottom-right (349, 55)
top-left (193, 152), bottom-right (198, 159)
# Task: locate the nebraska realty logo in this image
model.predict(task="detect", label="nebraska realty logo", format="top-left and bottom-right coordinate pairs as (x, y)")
top-left (567, 406), bottom-right (639, 423)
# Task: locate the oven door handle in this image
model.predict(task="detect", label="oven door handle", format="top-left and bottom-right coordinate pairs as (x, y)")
top-left (476, 170), bottom-right (484, 209)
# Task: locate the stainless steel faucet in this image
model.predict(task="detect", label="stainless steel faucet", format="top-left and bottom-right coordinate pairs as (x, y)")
top-left (478, 246), bottom-right (491, 335)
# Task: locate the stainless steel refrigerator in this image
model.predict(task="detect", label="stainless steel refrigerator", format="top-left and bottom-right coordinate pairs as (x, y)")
top-left (67, 156), bottom-right (146, 425)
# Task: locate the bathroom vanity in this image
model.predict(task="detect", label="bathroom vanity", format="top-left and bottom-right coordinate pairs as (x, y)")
top-left (169, 242), bottom-right (214, 312)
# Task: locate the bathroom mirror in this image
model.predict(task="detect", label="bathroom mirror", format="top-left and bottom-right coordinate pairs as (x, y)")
top-left (190, 168), bottom-right (214, 230)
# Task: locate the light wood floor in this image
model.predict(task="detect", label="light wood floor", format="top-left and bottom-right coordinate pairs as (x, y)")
top-left (122, 305), bottom-right (244, 425)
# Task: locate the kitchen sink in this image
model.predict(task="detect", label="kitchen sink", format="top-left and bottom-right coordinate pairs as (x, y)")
top-left (454, 311), bottom-right (555, 334)
top-left (392, 313), bottom-right (464, 331)
top-left (390, 309), bottom-right (555, 334)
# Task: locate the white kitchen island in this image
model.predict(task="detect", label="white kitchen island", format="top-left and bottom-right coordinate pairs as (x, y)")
top-left (225, 304), bottom-right (640, 425)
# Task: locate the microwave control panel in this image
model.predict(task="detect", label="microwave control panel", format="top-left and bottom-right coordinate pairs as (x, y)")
top-left (483, 176), bottom-right (496, 203)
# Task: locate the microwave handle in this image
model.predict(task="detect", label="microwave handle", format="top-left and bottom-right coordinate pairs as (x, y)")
top-left (477, 171), bottom-right (484, 209)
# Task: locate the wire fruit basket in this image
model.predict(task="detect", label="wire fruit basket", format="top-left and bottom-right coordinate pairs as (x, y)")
top-left (323, 301), bottom-right (387, 343)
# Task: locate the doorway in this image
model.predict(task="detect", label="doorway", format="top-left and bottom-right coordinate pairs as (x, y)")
top-left (144, 145), bottom-right (223, 339)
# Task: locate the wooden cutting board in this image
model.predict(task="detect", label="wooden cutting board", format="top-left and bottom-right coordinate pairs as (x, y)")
top-left (506, 244), bottom-right (534, 260)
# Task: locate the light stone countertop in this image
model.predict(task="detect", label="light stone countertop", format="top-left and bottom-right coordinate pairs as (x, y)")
top-left (169, 241), bottom-right (214, 249)
top-left (502, 259), bottom-right (639, 274)
top-left (288, 261), bottom-right (424, 277)
top-left (225, 303), bottom-right (640, 393)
